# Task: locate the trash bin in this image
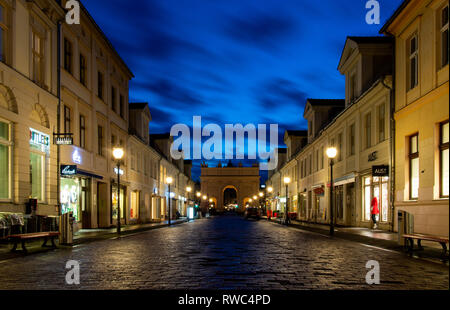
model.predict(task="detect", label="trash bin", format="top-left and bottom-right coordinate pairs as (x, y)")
top-left (398, 210), bottom-right (414, 246)
top-left (60, 212), bottom-right (74, 245)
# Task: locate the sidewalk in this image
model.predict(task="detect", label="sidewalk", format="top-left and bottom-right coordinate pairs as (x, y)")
top-left (0, 218), bottom-right (189, 261)
top-left (265, 216), bottom-right (449, 264)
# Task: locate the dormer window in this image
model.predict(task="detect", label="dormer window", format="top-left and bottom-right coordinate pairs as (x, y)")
top-left (349, 74), bottom-right (357, 102)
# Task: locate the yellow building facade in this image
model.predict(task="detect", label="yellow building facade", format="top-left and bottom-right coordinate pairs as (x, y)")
top-left (382, 0), bottom-right (449, 236)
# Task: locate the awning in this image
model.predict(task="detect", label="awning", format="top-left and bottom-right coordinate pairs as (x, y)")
top-left (77, 169), bottom-right (103, 180)
top-left (327, 173), bottom-right (356, 187)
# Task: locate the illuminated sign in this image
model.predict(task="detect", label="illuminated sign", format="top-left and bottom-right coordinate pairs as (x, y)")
top-left (30, 128), bottom-right (50, 154)
top-left (372, 165), bottom-right (389, 177)
top-left (61, 165), bottom-right (77, 176)
top-left (114, 167), bottom-right (124, 175)
top-left (72, 150), bottom-right (82, 164)
top-left (54, 133), bottom-right (74, 145)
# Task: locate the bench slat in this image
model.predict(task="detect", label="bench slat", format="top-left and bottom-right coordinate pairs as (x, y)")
top-left (9, 232), bottom-right (60, 239)
top-left (403, 234), bottom-right (449, 243)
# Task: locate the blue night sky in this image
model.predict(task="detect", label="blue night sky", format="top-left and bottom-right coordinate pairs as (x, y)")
top-left (83, 0), bottom-right (403, 182)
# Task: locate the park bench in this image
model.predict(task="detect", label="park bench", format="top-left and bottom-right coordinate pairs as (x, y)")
top-left (8, 232), bottom-right (60, 253)
top-left (402, 233), bottom-right (449, 256)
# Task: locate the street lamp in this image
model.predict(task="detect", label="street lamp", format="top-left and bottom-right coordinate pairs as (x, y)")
top-left (113, 147), bottom-right (124, 235)
top-left (283, 177), bottom-right (291, 226)
top-left (166, 176), bottom-right (173, 226)
top-left (267, 186), bottom-right (273, 219)
top-left (326, 147), bottom-right (337, 235)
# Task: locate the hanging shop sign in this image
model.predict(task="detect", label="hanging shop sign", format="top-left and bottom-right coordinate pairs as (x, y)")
top-left (372, 165), bottom-right (389, 177)
top-left (61, 165), bottom-right (77, 176)
top-left (72, 150), bottom-right (82, 164)
top-left (314, 187), bottom-right (325, 196)
top-left (30, 128), bottom-right (50, 154)
top-left (53, 133), bottom-right (74, 145)
top-left (368, 151), bottom-right (378, 162)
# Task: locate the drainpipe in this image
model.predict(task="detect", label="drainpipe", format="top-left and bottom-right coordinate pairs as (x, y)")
top-left (57, 20), bottom-right (62, 217)
top-left (381, 39), bottom-right (396, 233)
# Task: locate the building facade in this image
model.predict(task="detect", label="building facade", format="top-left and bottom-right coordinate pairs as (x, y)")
top-left (0, 0), bottom-right (193, 236)
top-left (267, 37), bottom-right (395, 231)
top-left (381, 0), bottom-right (449, 236)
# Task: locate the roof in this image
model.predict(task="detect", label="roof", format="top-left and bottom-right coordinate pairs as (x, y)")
top-left (306, 99), bottom-right (345, 107)
top-left (150, 133), bottom-right (171, 139)
top-left (286, 130), bottom-right (308, 136)
top-left (129, 102), bottom-right (149, 110)
top-left (347, 36), bottom-right (393, 44)
top-left (379, 0), bottom-right (412, 34)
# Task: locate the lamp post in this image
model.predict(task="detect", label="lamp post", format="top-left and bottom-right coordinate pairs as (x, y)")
top-left (283, 177), bottom-right (291, 226)
top-left (113, 147), bottom-right (124, 235)
top-left (166, 177), bottom-right (173, 225)
top-left (267, 186), bottom-right (273, 219)
top-left (326, 147), bottom-right (337, 235)
top-left (186, 186), bottom-right (192, 219)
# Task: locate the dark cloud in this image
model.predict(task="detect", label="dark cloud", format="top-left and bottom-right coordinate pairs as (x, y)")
top-left (225, 14), bottom-right (295, 50)
top-left (133, 78), bottom-right (204, 107)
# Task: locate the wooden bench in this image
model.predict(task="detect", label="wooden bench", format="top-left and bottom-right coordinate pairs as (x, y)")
top-left (8, 232), bottom-right (60, 253)
top-left (403, 233), bottom-right (449, 256)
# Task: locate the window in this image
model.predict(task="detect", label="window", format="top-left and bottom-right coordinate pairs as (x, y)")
top-left (0, 120), bottom-right (11, 199)
top-left (97, 71), bottom-right (104, 100)
top-left (64, 105), bottom-right (71, 133)
top-left (349, 124), bottom-right (355, 156)
top-left (119, 94), bottom-right (124, 118)
top-left (97, 126), bottom-right (104, 156)
top-left (79, 115), bottom-right (86, 149)
top-left (409, 134), bottom-right (419, 200)
top-left (0, 4), bottom-right (8, 63)
top-left (111, 87), bottom-right (116, 112)
top-left (378, 104), bottom-right (386, 142)
top-left (408, 34), bottom-right (418, 90)
top-left (300, 159), bottom-right (303, 178)
top-left (64, 38), bottom-right (73, 74)
top-left (30, 151), bottom-right (44, 201)
top-left (315, 149), bottom-right (319, 172)
top-left (131, 147), bottom-right (136, 170)
top-left (31, 31), bottom-right (44, 85)
top-left (440, 121), bottom-right (449, 197)
top-left (338, 133), bottom-right (343, 161)
top-left (441, 5), bottom-right (449, 68)
top-left (111, 134), bottom-right (116, 147)
top-left (309, 154), bottom-right (312, 175)
top-left (365, 113), bottom-right (371, 149)
top-left (80, 54), bottom-right (87, 86)
top-left (320, 146), bottom-right (324, 170)
top-left (349, 74), bottom-right (356, 102)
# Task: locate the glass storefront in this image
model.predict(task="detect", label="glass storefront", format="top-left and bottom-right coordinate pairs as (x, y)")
top-left (0, 120), bottom-right (10, 199)
top-left (61, 177), bottom-right (81, 222)
top-left (112, 185), bottom-right (125, 220)
top-left (29, 128), bottom-right (49, 202)
top-left (363, 175), bottom-right (389, 222)
top-left (130, 190), bottom-right (139, 220)
top-left (61, 177), bottom-right (90, 223)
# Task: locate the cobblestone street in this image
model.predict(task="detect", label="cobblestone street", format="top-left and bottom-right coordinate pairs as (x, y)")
top-left (0, 216), bottom-right (448, 290)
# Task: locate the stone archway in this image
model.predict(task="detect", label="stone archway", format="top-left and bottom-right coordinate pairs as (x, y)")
top-left (200, 166), bottom-right (260, 212)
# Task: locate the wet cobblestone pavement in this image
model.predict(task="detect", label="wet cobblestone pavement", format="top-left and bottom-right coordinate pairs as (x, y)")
top-left (0, 216), bottom-right (448, 290)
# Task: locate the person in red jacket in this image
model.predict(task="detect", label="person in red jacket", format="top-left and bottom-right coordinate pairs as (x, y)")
top-left (371, 196), bottom-right (380, 229)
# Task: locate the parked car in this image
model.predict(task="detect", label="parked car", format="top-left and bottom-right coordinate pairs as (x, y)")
top-left (244, 207), bottom-right (261, 220)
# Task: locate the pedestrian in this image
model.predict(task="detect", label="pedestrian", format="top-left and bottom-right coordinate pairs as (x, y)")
top-left (371, 196), bottom-right (379, 229)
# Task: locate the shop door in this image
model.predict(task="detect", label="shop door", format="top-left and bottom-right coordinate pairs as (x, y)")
top-left (81, 179), bottom-right (91, 229)
top-left (346, 183), bottom-right (356, 226)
